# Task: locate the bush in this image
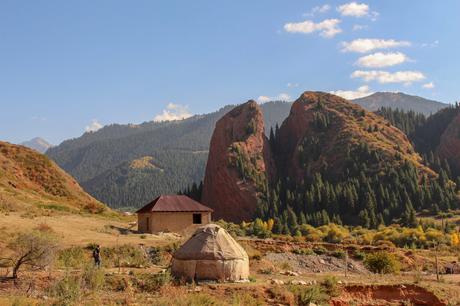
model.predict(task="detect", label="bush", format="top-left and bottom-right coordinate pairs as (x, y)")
top-left (321, 276), bottom-right (340, 297)
top-left (364, 251), bottom-right (400, 274)
top-left (57, 247), bottom-right (88, 269)
top-left (8, 230), bottom-right (59, 278)
top-left (82, 264), bottom-right (105, 291)
top-left (133, 271), bottom-right (171, 292)
top-left (292, 248), bottom-right (315, 256)
top-left (289, 285), bottom-right (329, 306)
top-left (330, 250), bottom-right (346, 259)
top-left (231, 292), bottom-right (264, 306)
top-left (101, 244), bottom-right (150, 268)
top-left (50, 273), bottom-right (81, 305)
top-left (352, 250), bottom-right (366, 261)
top-left (313, 246), bottom-right (327, 255)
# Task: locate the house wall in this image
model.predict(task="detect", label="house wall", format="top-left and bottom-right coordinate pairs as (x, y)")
top-left (138, 212), bottom-right (211, 234)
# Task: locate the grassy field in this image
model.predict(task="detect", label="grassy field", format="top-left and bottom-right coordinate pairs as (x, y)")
top-left (1, 209), bottom-right (460, 305)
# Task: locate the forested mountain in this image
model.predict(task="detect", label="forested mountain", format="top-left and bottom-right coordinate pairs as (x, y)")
top-left (47, 102), bottom-right (291, 209)
top-left (378, 103), bottom-right (460, 177)
top-left (353, 92), bottom-right (448, 116)
top-left (201, 92), bottom-right (460, 230)
top-left (47, 93), bottom-right (452, 209)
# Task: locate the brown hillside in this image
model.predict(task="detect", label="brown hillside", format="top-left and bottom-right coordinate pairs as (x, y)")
top-left (201, 101), bottom-right (275, 223)
top-left (0, 141), bottom-right (106, 213)
top-left (277, 92), bottom-right (434, 182)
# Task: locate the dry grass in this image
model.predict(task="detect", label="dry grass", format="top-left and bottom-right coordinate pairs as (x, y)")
top-left (0, 212), bottom-right (181, 248)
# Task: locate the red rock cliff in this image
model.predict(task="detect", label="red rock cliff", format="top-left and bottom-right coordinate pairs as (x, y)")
top-left (201, 101), bottom-right (275, 223)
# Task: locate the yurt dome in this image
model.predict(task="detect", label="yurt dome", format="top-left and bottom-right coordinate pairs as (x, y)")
top-left (171, 224), bottom-right (249, 282)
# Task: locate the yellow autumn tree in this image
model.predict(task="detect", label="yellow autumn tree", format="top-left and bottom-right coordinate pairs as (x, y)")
top-left (451, 232), bottom-right (460, 246)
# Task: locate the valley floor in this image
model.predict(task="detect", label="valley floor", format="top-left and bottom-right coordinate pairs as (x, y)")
top-left (1, 212), bottom-right (459, 305)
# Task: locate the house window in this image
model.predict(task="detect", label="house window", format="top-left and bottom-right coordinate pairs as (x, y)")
top-left (146, 217), bottom-right (150, 231)
top-left (193, 213), bottom-right (202, 224)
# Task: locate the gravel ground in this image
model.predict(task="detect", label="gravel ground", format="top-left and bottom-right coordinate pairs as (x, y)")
top-left (264, 252), bottom-right (369, 274)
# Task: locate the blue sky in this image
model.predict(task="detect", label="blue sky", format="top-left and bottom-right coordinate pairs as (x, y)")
top-left (1, 0), bottom-right (459, 145)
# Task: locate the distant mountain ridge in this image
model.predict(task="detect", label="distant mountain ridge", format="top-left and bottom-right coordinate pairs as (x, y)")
top-left (20, 137), bottom-right (53, 153)
top-left (352, 92), bottom-right (448, 116)
top-left (47, 92), bottom-right (450, 209)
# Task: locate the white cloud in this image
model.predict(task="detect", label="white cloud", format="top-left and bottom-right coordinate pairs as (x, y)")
top-left (356, 52), bottom-right (409, 68)
top-left (330, 85), bottom-right (373, 100)
top-left (304, 4), bottom-right (331, 16)
top-left (422, 82), bottom-right (435, 89)
top-left (421, 40), bottom-right (439, 48)
top-left (153, 103), bottom-right (193, 122)
top-left (341, 38), bottom-right (411, 53)
top-left (287, 82), bottom-right (299, 88)
top-left (351, 70), bottom-right (425, 84)
top-left (85, 120), bottom-right (103, 133)
top-left (284, 19), bottom-right (342, 38)
top-left (337, 2), bottom-right (369, 17)
top-left (257, 93), bottom-right (291, 104)
top-left (352, 24), bottom-right (368, 31)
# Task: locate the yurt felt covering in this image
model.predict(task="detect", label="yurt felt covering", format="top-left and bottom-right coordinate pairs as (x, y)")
top-left (171, 224), bottom-right (249, 282)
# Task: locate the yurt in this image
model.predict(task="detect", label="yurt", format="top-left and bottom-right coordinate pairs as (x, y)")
top-left (171, 224), bottom-right (249, 282)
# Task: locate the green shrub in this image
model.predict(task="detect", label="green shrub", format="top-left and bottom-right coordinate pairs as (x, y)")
top-left (313, 246), bottom-right (327, 255)
top-left (82, 264), bottom-right (105, 291)
top-left (101, 244), bottom-right (150, 268)
top-left (364, 251), bottom-right (400, 274)
top-left (353, 250), bottom-right (366, 260)
top-left (289, 285), bottom-right (329, 306)
top-left (50, 273), bottom-right (81, 305)
top-left (292, 248), bottom-right (315, 256)
top-left (330, 250), bottom-right (346, 259)
top-left (57, 247), bottom-right (88, 269)
top-left (321, 276), bottom-right (340, 297)
top-left (133, 271), bottom-right (171, 292)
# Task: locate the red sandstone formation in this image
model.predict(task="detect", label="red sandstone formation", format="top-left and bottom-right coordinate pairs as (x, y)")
top-left (201, 101), bottom-right (274, 223)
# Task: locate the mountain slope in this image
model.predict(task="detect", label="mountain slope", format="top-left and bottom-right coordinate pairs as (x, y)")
top-left (20, 137), bottom-right (53, 153)
top-left (46, 93), bottom-right (449, 209)
top-left (201, 92), bottom-right (459, 228)
top-left (0, 141), bottom-right (106, 213)
top-left (352, 92), bottom-right (448, 116)
top-left (277, 92), bottom-right (433, 182)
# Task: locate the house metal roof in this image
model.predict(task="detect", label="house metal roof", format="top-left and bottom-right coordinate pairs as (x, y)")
top-left (136, 195), bottom-right (213, 213)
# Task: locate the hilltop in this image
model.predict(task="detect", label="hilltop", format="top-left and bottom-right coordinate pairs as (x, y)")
top-left (20, 137), bottom-right (53, 153)
top-left (0, 141), bottom-right (106, 214)
top-left (352, 92), bottom-right (447, 116)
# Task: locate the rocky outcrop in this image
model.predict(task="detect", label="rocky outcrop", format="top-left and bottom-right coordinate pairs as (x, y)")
top-left (201, 101), bottom-right (275, 223)
top-left (438, 112), bottom-right (460, 173)
top-left (202, 92), bottom-right (436, 223)
top-left (276, 92), bottom-right (433, 182)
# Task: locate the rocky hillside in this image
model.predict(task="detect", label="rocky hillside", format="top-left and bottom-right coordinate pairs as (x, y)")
top-left (352, 92), bottom-right (447, 116)
top-left (202, 92), bottom-right (458, 228)
top-left (277, 92), bottom-right (433, 182)
top-left (0, 141), bottom-right (106, 214)
top-left (201, 101), bottom-right (275, 222)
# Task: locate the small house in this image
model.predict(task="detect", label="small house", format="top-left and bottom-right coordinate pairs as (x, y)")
top-left (136, 195), bottom-right (213, 234)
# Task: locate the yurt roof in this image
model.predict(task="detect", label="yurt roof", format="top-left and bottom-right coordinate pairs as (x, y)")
top-left (173, 224), bottom-right (248, 261)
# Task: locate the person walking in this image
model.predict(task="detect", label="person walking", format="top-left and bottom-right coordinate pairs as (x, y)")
top-left (93, 245), bottom-right (102, 268)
